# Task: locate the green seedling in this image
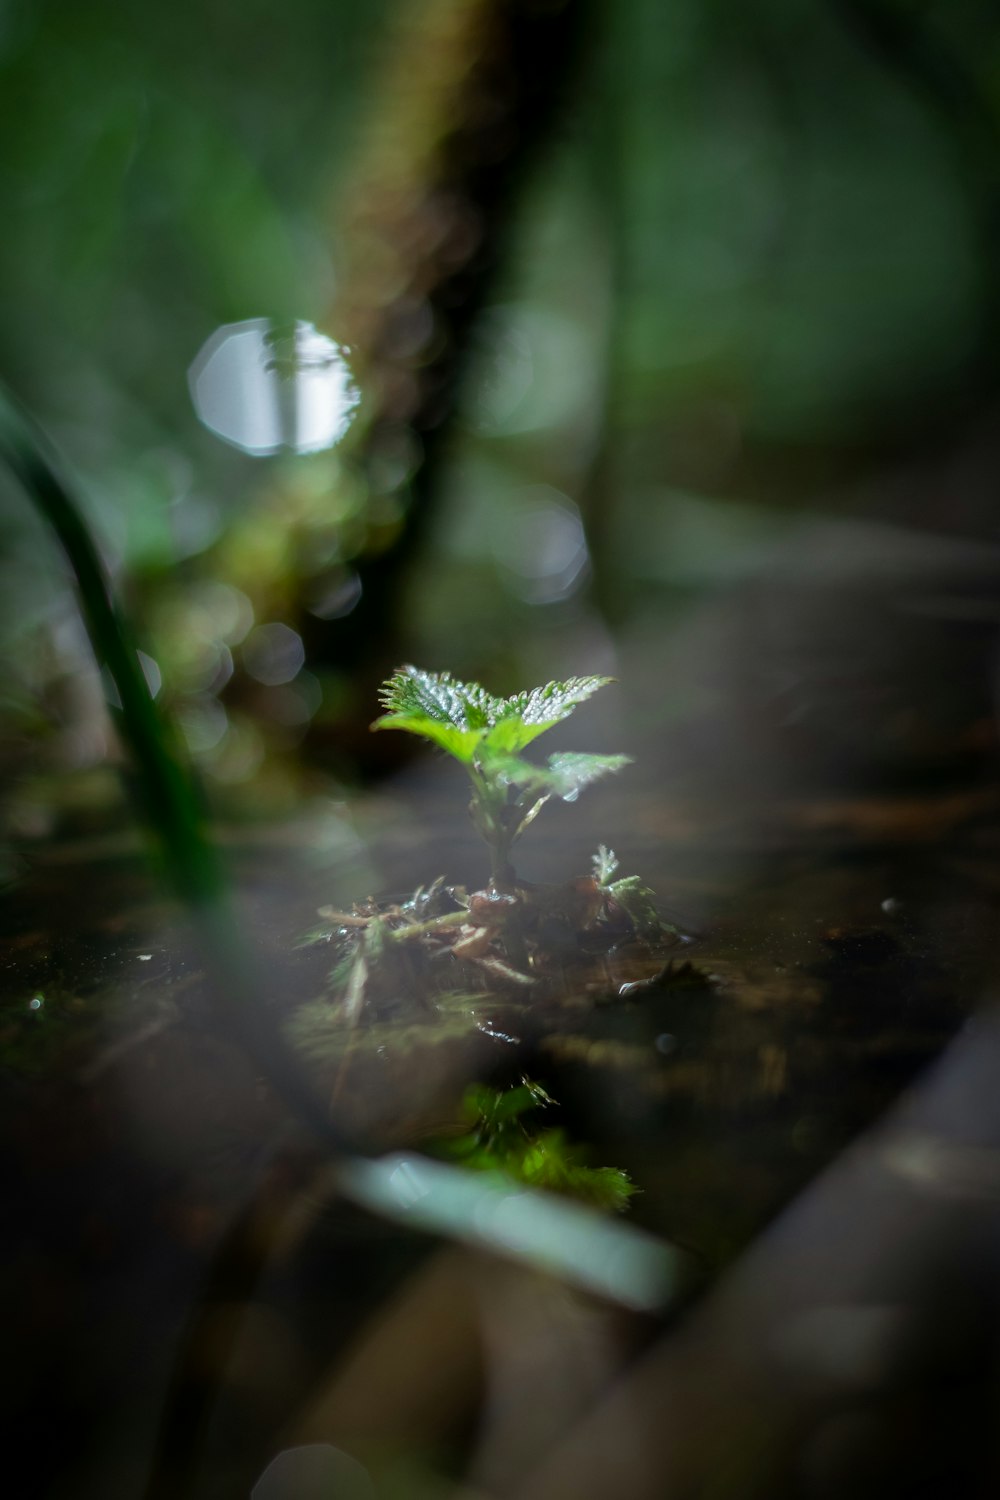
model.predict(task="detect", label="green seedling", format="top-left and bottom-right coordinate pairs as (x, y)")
top-left (312, 669), bottom-right (679, 1023)
top-left (372, 666), bottom-right (631, 886)
top-left (309, 678), bottom-right (688, 1221)
top-left (590, 844), bottom-right (680, 943)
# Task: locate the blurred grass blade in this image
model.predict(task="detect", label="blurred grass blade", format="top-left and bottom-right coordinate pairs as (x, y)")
top-left (339, 1152), bottom-right (680, 1312)
top-left (0, 384), bottom-right (346, 1147)
top-left (0, 385), bottom-right (222, 906)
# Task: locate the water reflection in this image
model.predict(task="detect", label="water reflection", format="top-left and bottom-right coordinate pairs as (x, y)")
top-left (188, 319), bottom-right (359, 456)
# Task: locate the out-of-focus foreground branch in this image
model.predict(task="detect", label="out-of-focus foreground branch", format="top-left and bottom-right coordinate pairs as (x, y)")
top-left (512, 1006), bottom-right (1000, 1499)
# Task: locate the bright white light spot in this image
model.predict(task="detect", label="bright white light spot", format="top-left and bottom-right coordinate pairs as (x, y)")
top-left (188, 319), bottom-right (359, 456)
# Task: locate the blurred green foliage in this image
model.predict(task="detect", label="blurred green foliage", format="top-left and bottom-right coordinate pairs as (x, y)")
top-left (435, 1079), bottom-right (638, 1212)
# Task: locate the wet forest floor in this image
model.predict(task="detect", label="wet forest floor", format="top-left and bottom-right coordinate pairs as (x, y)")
top-left (3, 722), bottom-right (999, 1495)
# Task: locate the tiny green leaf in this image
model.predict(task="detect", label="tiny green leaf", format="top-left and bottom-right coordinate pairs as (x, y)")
top-left (592, 845), bottom-right (620, 885)
top-left (480, 750), bottom-right (630, 799)
top-left (544, 752), bottom-right (632, 801)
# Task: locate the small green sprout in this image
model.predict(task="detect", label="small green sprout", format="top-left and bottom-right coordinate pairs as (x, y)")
top-left (592, 845), bottom-right (679, 943)
top-left (372, 666), bottom-right (631, 885)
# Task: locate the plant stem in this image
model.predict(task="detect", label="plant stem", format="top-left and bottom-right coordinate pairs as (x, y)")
top-left (390, 909), bottom-right (469, 941)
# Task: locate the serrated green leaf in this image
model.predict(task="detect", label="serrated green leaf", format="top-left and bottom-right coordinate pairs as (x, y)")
top-left (371, 667), bottom-right (498, 760)
top-left (499, 675), bottom-right (614, 727)
top-left (371, 668), bottom-right (626, 878)
top-left (545, 752), bottom-right (632, 800)
top-left (369, 709), bottom-right (483, 762)
top-left (372, 667), bottom-right (615, 761)
top-left (479, 750), bottom-right (631, 801)
top-left (476, 750), bottom-right (548, 788)
top-left (375, 666), bottom-right (498, 725)
top-left (482, 675), bottom-right (615, 753)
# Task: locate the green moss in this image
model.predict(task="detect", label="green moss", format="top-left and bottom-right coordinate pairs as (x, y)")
top-left (432, 1079), bottom-right (638, 1214)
